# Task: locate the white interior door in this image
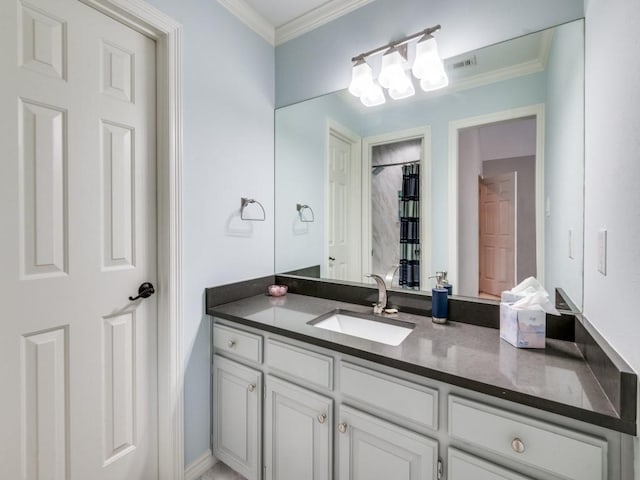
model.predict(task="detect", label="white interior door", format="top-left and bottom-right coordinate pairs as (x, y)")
top-left (479, 172), bottom-right (517, 297)
top-left (327, 131), bottom-right (360, 281)
top-left (0, 0), bottom-right (158, 478)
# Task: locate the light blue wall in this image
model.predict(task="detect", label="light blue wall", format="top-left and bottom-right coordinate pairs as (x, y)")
top-left (544, 20), bottom-right (584, 307)
top-left (275, 95), bottom-right (362, 274)
top-left (275, 73), bottom-right (546, 277)
top-left (145, 0), bottom-right (275, 467)
top-left (275, 0), bottom-right (584, 107)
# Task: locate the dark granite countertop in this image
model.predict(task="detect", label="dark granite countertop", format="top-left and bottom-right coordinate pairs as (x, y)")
top-left (208, 292), bottom-right (629, 433)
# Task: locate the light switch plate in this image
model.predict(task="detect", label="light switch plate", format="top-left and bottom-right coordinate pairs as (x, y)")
top-left (546, 197), bottom-right (551, 217)
top-left (598, 229), bottom-right (607, 275)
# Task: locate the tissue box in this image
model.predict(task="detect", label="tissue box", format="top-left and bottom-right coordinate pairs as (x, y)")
top-left (500, 303), bottom-right (546, 348)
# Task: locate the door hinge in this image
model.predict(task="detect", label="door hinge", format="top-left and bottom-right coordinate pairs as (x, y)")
top-left (437, 458), bottom-right (443, 480)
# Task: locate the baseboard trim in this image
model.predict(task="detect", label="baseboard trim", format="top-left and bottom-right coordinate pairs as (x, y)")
top-left (184, 449), bottom-right (217, 480)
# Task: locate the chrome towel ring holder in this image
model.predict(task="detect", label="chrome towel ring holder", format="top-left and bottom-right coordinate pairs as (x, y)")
top-left (240, 197), bottom-right (266, 221)
top-left (296, 203), bottom-right (315, 223)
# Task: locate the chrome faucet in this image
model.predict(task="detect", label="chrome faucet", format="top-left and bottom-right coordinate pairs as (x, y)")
top-left (367, 274), bottom-right (387, 314)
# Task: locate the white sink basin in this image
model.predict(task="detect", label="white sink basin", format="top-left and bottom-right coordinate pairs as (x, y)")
top-left (309, 310), bottom-right (414, 346)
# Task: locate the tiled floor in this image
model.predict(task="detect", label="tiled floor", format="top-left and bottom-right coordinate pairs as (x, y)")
top-left (199, 462), bottom-right (246, 480)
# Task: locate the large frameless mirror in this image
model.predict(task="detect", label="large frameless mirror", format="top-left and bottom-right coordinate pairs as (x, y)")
top-left (275, 19), bottom-right (584, 309)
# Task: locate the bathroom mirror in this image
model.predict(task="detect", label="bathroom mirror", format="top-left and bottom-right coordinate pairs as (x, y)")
top-left (275, 19), bottom-right (584, 309)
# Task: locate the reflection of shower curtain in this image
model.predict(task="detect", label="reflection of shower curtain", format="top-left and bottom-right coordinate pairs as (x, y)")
top-left (399, 164), bottom-right (420, 289)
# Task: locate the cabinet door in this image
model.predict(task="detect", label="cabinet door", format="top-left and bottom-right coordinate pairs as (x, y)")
top-left (448, 448), bottom-right (532, 480)
top-left (337, 405), bottom-right (438, 480)
top-left (264, 375), bottom-right (332, 480)
top-left (212, 355), bottom-right (262, 480)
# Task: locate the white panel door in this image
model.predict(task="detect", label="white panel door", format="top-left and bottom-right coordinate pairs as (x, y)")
top-left (327, 131), bottom-right (361, 282)
top-left (264, 375), bottom-right (332, 480)
top-left (0, 0), bottom-right (158, 479)
top-left (337, 405), bottom-right (438, 480)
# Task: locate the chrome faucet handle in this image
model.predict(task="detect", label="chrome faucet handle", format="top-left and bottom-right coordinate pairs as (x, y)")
top-left (366, 273), bottom-right (388, 312)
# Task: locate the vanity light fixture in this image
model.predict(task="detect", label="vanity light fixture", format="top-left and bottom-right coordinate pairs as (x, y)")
top-left (348, 24), bottom-right (447, 106)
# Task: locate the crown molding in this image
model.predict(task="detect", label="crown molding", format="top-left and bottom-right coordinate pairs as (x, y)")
top-left (537, 28), bottom-right (554, 69)
top-left (276, 0), bottom-right (375, 46)
top-left (217, 0), bottom-right (275, 45)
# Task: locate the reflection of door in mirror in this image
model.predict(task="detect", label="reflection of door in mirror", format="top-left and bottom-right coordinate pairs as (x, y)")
top-left (456, 114), bottom-right (539, 298)
top-left (479, 172), bottom-right (517, 298)
top-left (363, 127), bottom-right (431, 290)
top-left (326, 126), bottom-right (361, 281)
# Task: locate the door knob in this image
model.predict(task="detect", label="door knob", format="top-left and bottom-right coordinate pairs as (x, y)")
top-left (329, 257), bottom-right (336, 261)
top-left (338, 423), bottom-right (348, 433)
top-left (317, 413), bottom-right (327, 424)
top-left (129, 282), bottom-right (155, 301)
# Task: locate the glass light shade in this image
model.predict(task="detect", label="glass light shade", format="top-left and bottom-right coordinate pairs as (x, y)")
top-left (360, 82), bottom-right (386, 107)
top-left (412, 35), bottom-right (449, 91)
top-left (378, 49), bottom-right (407, 89)
top-left (348, 60), bottom-right (374, 97)
top-left (388, 74), bottom-right (415, 100)
top-left (419, 67), bottom-right (449, 91)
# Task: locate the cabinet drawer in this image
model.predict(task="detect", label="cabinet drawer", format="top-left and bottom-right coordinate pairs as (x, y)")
top-left (448, 396), bottom-right (607, 480)
top-left (448, 448), bottom-right (532, 480)
top-left (213, 323), bottom-right (262, 363)
top-left (266, 339), bottom-right (333, 390)
top-left (340, 362), bottom-right (438, 431)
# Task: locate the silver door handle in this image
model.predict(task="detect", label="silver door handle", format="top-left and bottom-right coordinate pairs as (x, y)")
top-left (317, 413), bottom-right (327, 424)
top-left (247, 384), bottom-right (256, 392)
top-left (338, 423), bottom-right (347, 433)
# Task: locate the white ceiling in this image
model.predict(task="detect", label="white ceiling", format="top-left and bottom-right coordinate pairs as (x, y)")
top-left (217, 0), bottom-right (375, 45)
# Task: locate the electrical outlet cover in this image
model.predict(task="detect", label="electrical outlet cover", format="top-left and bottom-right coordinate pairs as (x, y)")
top-left (568, 229), bottom-right (574, 259)
top-left (598, 229), bottom-right (607, 275)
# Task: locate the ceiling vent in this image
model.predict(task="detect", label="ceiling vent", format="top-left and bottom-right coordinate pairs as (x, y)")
top-left (447, 55), bottom-right (477, 71)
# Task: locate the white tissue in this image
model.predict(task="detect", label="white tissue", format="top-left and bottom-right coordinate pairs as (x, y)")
top-left (510, 276), bottom-right (543, 294)
top-left (501, 277), bottom-right (560, 316)
top-left (511, 291), bottom-right (560, 316)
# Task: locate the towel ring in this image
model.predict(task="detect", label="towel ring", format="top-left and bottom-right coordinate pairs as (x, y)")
top-left (296, 203), bottom-right (315, 223)
top-left (241, 197), bottom-right (266, 221)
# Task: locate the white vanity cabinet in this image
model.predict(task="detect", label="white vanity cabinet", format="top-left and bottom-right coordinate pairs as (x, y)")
top-left (448, 448), bottom-right (533, 480)
top-left (212, 354), bottom-right (262, 480)
top-left (336, 404), bottom-right (439, 480)
top-left (212, 319), bottom-right (625, 480)
top-left (448, 396), bottom-right (608, 480)
top-left (264, 375), bottom-right (332, 480)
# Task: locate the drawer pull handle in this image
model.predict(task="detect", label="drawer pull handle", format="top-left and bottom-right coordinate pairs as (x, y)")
top-left (228, 340), bottom-right (236, 348)
top-left (317, 413), bottom-right (327, 424)
top-left (511, 437), bottom-right (525, 454)
top-left (338, 423), bottom-right (348, 433)
top-left (247, 384), bottom-right (256, 392)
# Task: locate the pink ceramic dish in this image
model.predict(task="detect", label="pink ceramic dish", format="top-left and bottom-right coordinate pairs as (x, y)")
top-left (266, 284), bottom-right (288, 297)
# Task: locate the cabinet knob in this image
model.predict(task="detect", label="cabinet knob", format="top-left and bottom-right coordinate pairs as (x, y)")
top-left (511, 437), bottom-right (525, 454)
top-left (228, 340), bottom-right (236, 348)
top-left (338, 423), bottom-right (348, 433)
top-left (247, 384), bottom-right (256, 392)
top-left (317, 413), bottom-right (327, 424)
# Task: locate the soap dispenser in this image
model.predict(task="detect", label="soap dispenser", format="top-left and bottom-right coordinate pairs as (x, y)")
top-left (432, 272), bottom-right (448, 324)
